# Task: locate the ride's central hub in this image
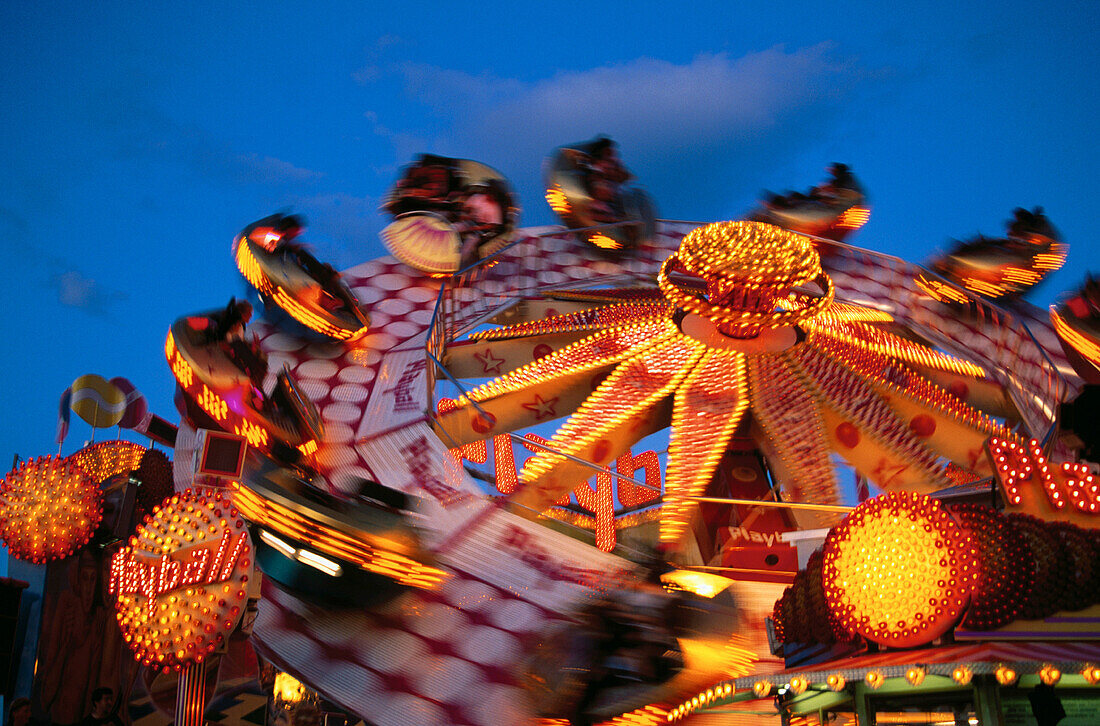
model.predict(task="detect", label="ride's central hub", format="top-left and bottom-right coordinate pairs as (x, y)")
top-left (658, 221), bottom-right (834, 339)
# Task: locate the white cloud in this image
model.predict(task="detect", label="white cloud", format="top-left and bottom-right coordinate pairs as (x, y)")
top-left (379, 44), bottom-right (863, 220)
top-left (49, 270), bottom-right (126, 314)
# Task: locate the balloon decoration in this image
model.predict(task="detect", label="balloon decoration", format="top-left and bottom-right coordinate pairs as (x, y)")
top-left (110, 376), bottom-right (149, 430)
top-left (69, 374), bottom-right (126, 428)
top-left (0, 456), bottom-right (103, 563)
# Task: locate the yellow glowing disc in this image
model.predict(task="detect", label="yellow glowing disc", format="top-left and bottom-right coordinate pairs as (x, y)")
top-left (822, 491), bottom-right (977, 647)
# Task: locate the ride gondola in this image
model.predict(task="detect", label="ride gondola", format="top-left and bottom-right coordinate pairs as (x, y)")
top-left (544, 136), bottom-right (656, 251)
top-left (232, 454), bottom-right (445, 607)
top-left (233, 214), bottom-right (371, 342)
top-left (921, 207), bottom-right (1067, 303)
top-left (380, 154), bottom-right (520, 276)
top-left (747, 162), bottom-right (870, 243)
top-left (165, 300), bottom-right (323, 462)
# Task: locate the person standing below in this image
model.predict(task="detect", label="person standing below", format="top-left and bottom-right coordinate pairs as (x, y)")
top-left (78, 688), bottom-right (123, 726)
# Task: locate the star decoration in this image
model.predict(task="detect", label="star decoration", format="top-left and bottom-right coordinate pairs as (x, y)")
top-left (474, 348), bottom-right (505, 374)
top-left (521, 393), bottom-right (560, 421)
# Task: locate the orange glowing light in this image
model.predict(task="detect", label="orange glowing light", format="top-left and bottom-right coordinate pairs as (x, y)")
top-left (915, 274), bottom-right (971, 305)
top-left (836, 205), bottom-right (871, 230)
top-left (230, 483), bottom-right (446, 589)
top-left (1039, 664), bottom-right (1061, 686)
top-left (108, 488), bottom-right (252, 674)
top-left (236, 239), bottom-right (364, 341)
top-left (545, 185), bottom-right (570, 215)
top-left (0, 456), bottom-right (103, 564)
top-left (588, 233), bottom-right (623, 250)
top-left (994, 665), bottom-right (1017, 686)
top-left (1051, 308), bottom-right (1100, 371)
top-left (822, 491), bottom-right (977, 647)
top-left (68, 441), bottom-right (147, 484)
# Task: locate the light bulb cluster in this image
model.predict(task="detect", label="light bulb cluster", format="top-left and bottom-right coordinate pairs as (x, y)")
top-left (988, 436), bottom-right (1100, 512)
top-left (780, 494), bottom-right (1100, 650)
top-left (773, 550), bottom-right (847, 647)
top-left (469, 303), bottom-right (667, 342)
top-left (108, 488), bottom-right (252, 673)
top-left (664, 682), bottom-right (734, 722)
top-left (950, 504), bottom-right (1033, 631)
top-left (821, 491), bottom-right (976, 647)
top-left (661, 349), bottom-right (748, 543)
top-left (657, 221), bottom-right (835, 334)
top-left (0, 456), bottom-right (103, 563)
top-left (69, 441), bottom-right (147, 484)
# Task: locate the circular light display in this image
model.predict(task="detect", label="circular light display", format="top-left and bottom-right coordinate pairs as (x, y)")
top-left (822, 491), bottom-right (977, 647)
top-left (0, 456), bottom-right (102, 563)
top-left (949, 504), bottom-right (1033, 631)
top-left (108, 488), bottom-right (252, 673)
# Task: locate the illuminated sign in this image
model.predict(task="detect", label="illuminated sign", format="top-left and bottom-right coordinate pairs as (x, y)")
top-left (988, 436), bottom-right (1100, 524)
top-left (108, 488), bottom-right (253, 673)
top-left (438, 399), bottom-right (661, 551)
top-left (109, 530), bottom-right (247, 606)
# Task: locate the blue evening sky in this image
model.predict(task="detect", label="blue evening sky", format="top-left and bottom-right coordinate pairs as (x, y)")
top-left (1, 1), bottom-right (1097, 465)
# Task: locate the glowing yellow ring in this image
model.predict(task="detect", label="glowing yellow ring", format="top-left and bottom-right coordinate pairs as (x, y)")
top-left (658, 252), bottom-right (834, 330)
top-left (676, 221), bottom-right (823, 288)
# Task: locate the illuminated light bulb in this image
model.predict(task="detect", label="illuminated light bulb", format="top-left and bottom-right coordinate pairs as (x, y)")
top-left (753, 681), bottom-right (772, 698)
top-left (822, 493), bottom-right (975, 648)
top-left (1082, 665), bottom-right (1100, 685)
top-left (788, 676), bottom-right (809, 694)
top-left (865, 671), bottom-right (885, 689)
top-left (995, 665), bottom-right (1018, 686)
top-left (1039, 664), bottom-right (1061, 686)
top-left (905, 667), bottom-right (926, 686)
top-left (826, 674), bottom-right (846, 691)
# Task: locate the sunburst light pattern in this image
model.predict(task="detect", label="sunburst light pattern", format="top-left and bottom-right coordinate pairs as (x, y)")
top-left (435, 222), bottom-right (1011, 548)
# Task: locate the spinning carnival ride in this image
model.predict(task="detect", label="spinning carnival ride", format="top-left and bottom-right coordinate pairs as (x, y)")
top-left (181, 202), bottom-right (1082, 723)
top-left (7, 146), bottom-right (1100, 726)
